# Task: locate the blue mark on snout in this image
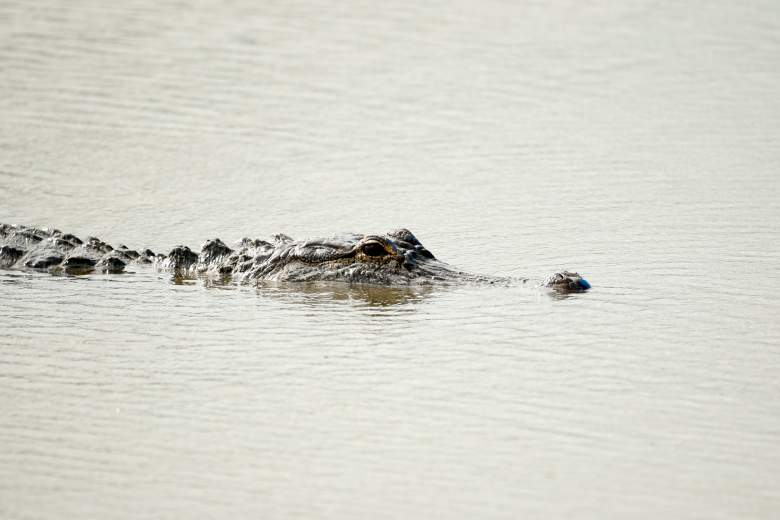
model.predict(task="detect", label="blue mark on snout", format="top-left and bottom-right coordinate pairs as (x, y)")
top-left (577, 278), bottom-right (591, 290)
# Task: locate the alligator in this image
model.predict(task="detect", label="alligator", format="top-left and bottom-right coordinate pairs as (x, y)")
top-left (0, 223), bottom-right (591, 292)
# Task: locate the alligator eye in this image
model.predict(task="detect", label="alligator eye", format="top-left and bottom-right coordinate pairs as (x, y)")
top-left (361, 241), bottom-right (388, 257)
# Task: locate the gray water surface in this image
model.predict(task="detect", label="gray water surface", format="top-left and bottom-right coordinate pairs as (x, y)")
top-left (1, 1), bottom-right (779, 518)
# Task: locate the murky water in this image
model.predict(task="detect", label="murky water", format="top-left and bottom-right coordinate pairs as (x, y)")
top-left (1, 1), bottom-right (779, 518)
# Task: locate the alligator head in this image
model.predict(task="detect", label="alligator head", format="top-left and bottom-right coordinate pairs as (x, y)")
top-left (202, 228), bottom-right (486, 285)
top-left (160, 228), bottom-right (589, 291)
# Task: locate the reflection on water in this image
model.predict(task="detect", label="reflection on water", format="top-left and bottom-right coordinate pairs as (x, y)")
top-left (174, 271), bottom-right (436, 306)
top-left (255, 281), bottom-right (435, 307)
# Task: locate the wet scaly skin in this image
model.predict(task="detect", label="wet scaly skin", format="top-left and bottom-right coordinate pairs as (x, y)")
top-left (0, 223), bottom-right (590, 292)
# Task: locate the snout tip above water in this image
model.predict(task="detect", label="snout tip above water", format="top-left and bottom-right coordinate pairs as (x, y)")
top-left (543, 271), bottom-right (592, 292)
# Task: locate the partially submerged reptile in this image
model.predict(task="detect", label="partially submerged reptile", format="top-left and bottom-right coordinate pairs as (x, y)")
top-left (0, 223), bottom-right (591, 292)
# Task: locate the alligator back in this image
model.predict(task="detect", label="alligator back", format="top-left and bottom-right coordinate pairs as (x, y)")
top-left (0, 223), bottom-right (154, 274)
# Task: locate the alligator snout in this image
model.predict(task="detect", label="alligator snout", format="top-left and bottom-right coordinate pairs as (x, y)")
top-left (542, 271), bottom-right (591, 292)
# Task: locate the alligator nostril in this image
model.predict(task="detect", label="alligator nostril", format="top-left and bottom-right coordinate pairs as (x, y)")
top-left (361, 241), bottom-right (388, 257)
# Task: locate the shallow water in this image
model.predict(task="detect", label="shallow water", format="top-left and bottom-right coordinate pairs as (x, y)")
top-left (1, 0), bottom-right (779, 518)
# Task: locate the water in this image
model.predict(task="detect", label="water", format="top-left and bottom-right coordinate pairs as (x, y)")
top-left (1, 0), bottom-right (779, 518)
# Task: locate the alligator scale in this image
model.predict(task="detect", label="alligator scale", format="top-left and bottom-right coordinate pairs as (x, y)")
top-left (0, 223), bottom-right (591, 292)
